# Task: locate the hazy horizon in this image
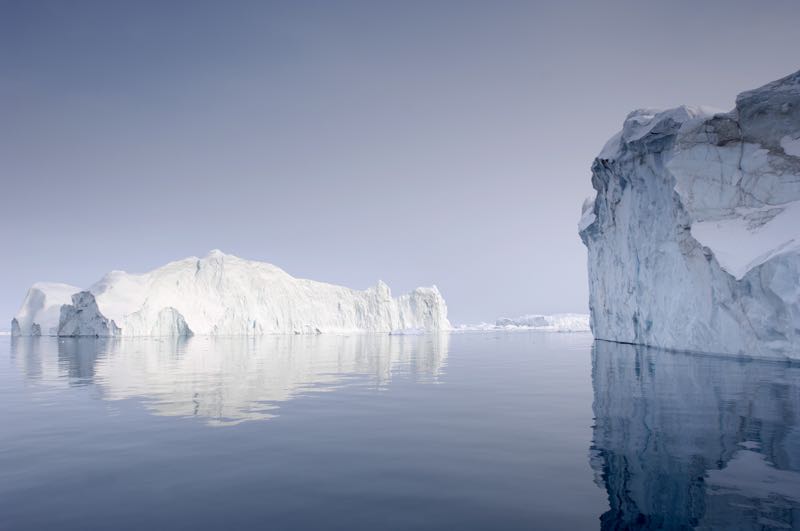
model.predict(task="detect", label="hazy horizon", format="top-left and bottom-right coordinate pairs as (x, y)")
top-left (2, 0), bottom-right (799, 326)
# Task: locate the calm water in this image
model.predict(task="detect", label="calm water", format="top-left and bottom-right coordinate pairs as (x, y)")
top-left (0, 333), bottom-right (798, 530)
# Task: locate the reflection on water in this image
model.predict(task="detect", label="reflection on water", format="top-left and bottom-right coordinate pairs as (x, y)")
top-left (591, 341), bottom-right (800, 530)
top-left (1, 333), bottom-right (606, 530)
top-left (7, 333), bottom-right (799, 529)
top-left (10, 334), bottom-right (449, 425)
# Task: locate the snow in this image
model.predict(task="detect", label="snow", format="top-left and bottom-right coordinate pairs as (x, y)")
top-left (12, 250), bottom-right (450, 337)
top-left (781, 135), bottom-right (800, 157)
top-left (455, 313), bottom-right (590, 333)
top-left (617, 106), bottom-right (719, 148)
top-left (690, 200), bottom-right (800, 280)
top-left (580, 69), bottom-right (800, 359)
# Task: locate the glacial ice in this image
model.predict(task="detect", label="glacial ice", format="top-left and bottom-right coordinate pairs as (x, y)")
top-left (11, 282), bottom-right (81, 336)
top-left (58, 291), bottom-right (122, 337)
top-left (455, 313), bottom-right (590, 332)
top-left (580, 70), bottom-right (800, 359)
top-left (11, 250), bottom-right (450, 337)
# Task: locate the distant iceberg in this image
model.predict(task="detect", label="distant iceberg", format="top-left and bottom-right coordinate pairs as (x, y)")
top-left (12, 250), bottom-right (450, 337)
top-left (456, 313), bottom-right (590, 333)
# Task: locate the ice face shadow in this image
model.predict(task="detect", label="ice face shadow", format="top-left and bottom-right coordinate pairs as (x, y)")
top-left (591, 340), bottom-right (800, 530)
top-left (10, 334), bottom-right (449, 426)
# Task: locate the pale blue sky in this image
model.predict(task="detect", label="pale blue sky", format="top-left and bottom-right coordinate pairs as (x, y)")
top-left (1, 0), bottom-right (798, 325)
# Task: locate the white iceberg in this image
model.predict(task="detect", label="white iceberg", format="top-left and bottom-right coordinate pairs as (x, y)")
top-left (456, 313), bottom-right (590, 332)
top-left (11, 282), bottom-right (81, 336)
top-left (12, 250), bottom-right (450, 337)
top-left (580, 70), bottom-right (800, 359)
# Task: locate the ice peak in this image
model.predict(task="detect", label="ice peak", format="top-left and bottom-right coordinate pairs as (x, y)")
top-left (206, 249), bottom-right (229, 259)
top-left (736, 69), bottom-right (800, 106)
top-left (375, 280), bottom-right (391, 298)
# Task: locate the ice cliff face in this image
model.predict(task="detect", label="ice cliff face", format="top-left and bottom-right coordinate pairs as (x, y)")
top-left (580, 70), bottom-right (800, 359)
top-left (58, 291), bottom-right (122, 337)
top-left (12, 250), bottom-right (450, 337)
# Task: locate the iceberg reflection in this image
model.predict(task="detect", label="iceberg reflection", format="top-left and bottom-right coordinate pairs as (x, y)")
top-left (591, 340), bottom-right (800, 530)
top-left (10, 334), bottom-right (449, 426)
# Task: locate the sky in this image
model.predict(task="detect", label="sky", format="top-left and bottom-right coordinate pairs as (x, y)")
top-left (1, 0), bottom-right (799, 326)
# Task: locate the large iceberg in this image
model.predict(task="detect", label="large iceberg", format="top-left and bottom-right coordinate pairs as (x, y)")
top-left (580, 70), bottom-right (800, 359)
top-left (11, 250), bottom-right (450, 337)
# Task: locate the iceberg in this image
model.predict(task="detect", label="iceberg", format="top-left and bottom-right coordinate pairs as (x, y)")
top-left (580, 70), bottom-right (800, 359)
top-left (494, 313), bottom-right (590, 332)
top-left (11, 282), bottom-right (81, 336)
top-left (455, 313), bottom-right (590, 332)
top-left (11, 250), bottom-right (450, 337)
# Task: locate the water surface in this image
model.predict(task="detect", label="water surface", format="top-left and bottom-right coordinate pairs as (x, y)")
top-left (1, 333), bottom-right (798, 530)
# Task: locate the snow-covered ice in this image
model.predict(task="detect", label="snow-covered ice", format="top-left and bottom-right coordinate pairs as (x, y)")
top-left (11, 282), bottom-right (81, 336)
top-left (580, 70), bottom-right (800, 359)
top-left (690, 200), bottom-right (800, 280)
top-left (455, 313), bottom-right (590, 333)
top-left (780, 134), bottom-right (800, 157)
top-left (12, 250), bottom-right (450, 337)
